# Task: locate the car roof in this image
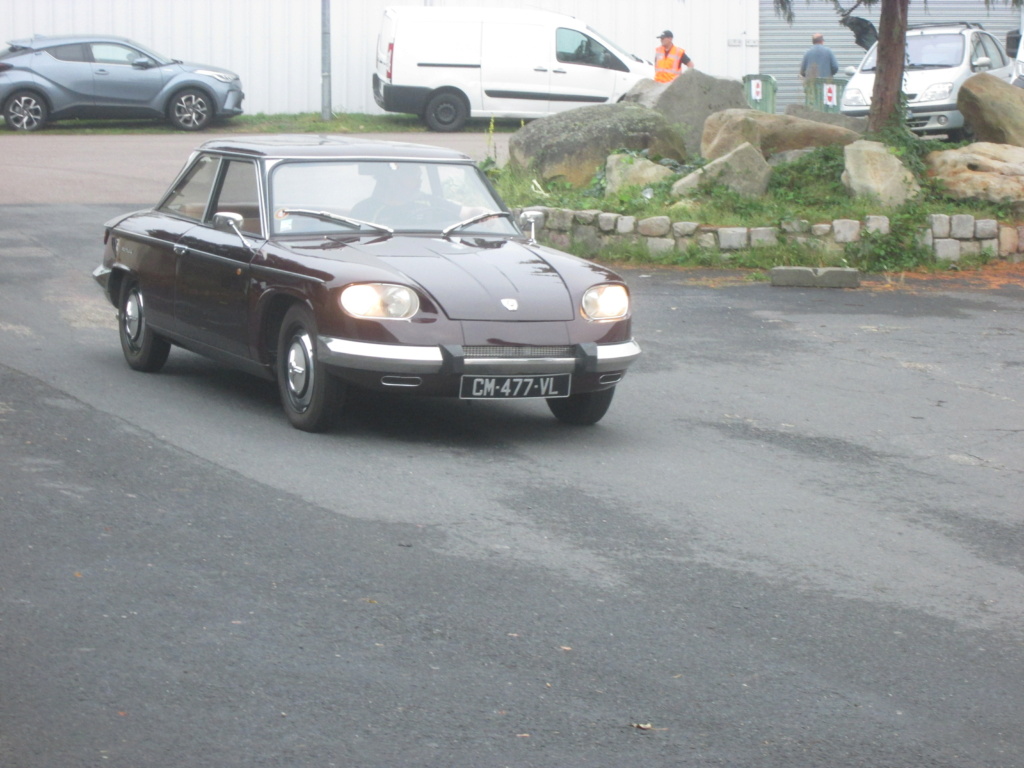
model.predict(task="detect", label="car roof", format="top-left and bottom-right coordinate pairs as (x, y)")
top-left (197, 134), bottom-right (474, 162)
top-left (905, 24), bottom-right (987, 36)
top-left (6, 34), bottom-right (143, 50)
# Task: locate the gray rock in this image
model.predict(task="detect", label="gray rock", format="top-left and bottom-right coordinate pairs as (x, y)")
top-left (958, 72), bottom-right (1024, 147)
top-left (783, 104), bottom-right (868, 134)
top-left (703, 109), bottom-right (860, 161)
top-left (623, 69), bottom-right (749, 158)
top-left (671, 142), bottom-right (771, 198)
top-left (604, 154), bottom-right (674, 198)
top-left (508, 103), bottom-right (687, 188)
top-left (841, 140), bottom-right (921, 206)
top-left (926, 142), bottom-right (1024, 203)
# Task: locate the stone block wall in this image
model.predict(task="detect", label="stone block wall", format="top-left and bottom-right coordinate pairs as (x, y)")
top-left (516, 207), bottom-right (1023, 263)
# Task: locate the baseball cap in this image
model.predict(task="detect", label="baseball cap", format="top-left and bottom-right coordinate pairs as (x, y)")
top-left (658, 30), bottom-right (673, 38)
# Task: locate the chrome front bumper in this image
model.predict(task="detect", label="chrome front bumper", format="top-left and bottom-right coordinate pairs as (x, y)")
top-left (318, 336), bottom-right (641, 376)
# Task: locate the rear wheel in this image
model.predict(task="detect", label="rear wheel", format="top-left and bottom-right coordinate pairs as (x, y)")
top-left (547, 386), bottom-right (616, 426)
top-left (3, 91), bottom-right (48, 132)
top-left (424, 92), bottom-right (468, 132)
top-left (168, 88), bottom-right (212, 131)
top-left (276, 305), bottom-right (344, 432)
top-left (118, 279), bottom-right (171, 372)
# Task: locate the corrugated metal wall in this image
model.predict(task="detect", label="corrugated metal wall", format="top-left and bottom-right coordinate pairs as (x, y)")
top-left (0, 0), bottom-right (759, 116)
top-left (759, 0), bottom-right (1024, 113)
top-left (4, 1), bottom-right (1018, 118)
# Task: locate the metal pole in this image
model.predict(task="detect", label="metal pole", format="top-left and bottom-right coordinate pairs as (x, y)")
top-left (320, 0), bottom-right (332, 121)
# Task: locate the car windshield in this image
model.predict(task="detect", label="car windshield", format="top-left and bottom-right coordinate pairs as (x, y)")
top-left (860, 33), bottom-right (964, 72)
top-left (268, 160), bottom-right (518, 237)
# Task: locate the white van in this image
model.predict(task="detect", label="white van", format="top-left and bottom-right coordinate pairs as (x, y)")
top-left (840, 22), bottom-right (1013, 141)
top-left (372, 6), bottom-right (651, 132)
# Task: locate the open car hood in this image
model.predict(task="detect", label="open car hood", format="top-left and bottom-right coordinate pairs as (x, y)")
top-left (374, 238), bottom-right (576, 321)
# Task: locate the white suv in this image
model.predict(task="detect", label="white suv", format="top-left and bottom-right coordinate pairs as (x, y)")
top-left (840, 22), bottom-right (1013, 142)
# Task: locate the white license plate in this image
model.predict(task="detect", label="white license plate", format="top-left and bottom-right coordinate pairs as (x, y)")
top-left (459, 374), bottom-right (570, 399)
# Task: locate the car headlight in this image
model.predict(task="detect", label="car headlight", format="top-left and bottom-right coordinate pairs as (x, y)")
top-left (841, 88), bottom-right (867, 107)
top-left (582, 284), bottom-right (629, 320)
top-left (340, 284), bottom-right (419, 319)
top-left (915, 82), bottom-right (953, 103)
top-left (194, 69), bottom-right (237, 83)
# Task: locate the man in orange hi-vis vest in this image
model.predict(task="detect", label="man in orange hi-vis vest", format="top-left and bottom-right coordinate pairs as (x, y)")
top-left (655, 30), bottom-right (693, 82)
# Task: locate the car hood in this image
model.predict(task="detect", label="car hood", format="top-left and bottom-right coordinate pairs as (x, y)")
top-left (366, 238), bottom-right (576, 321)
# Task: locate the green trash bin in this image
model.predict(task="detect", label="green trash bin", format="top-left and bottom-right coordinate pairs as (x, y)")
top-left (804, 77), bottom-right (848, 113)
top-left (743, 74), bottom-right (777, 113)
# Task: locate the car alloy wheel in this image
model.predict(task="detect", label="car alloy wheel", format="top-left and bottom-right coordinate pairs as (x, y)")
top-left (4, 91), bottom-right (48, 132)
top-left (170, 89), bottom-right (212, 131)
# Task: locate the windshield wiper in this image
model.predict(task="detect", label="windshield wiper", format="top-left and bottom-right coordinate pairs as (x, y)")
top-left (442, 210), bottom-right (512, 237)
top-left (277, 208), bottom-right (393, 235)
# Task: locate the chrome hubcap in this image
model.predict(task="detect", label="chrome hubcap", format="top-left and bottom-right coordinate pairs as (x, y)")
top-left (285, 332), bottom-right (314, 406)
top-left (123, 291), bottom-right (143, 347)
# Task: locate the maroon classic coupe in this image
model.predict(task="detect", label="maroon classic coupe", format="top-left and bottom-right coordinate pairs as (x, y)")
top-left (93, 135), bottom-right (640, 431)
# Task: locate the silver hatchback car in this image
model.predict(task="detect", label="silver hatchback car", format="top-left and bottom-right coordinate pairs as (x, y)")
top-left (0, 34), bottom-right (244, 132)
top-left (840, 22), bottom-right (1013, 142)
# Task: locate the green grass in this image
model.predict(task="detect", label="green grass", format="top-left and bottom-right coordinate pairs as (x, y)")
top-left (7, 111), bottom-right (524, 135)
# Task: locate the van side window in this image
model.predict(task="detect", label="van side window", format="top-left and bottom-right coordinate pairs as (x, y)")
top-left (977, 33), bottom-right (1006, 68)
top-left (555, 28), bottom-right (628, 72)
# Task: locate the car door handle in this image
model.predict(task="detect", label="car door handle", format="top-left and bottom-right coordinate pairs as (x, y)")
top-left (174, 244), bottom-right (188, 255)
top-left (533, 67), bottom-right (548, 72)
top-left (553, 69), bottom-right (567, 74)
top-left (95, 68), bottom-right (110, 76)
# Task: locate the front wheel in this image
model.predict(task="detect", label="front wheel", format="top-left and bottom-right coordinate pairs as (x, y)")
top-left (547, 386), bottom-right (616, 426)
top-left (424, 92), bottom-right (468, 132)
top-left (118, 279), bottom-right (171, 372)
top-left (168, 88), bottom-right (212, 131)
top-left (4, 91), bottom-right (48, 132)
top-left (276, 305), bottom-right (344, 432)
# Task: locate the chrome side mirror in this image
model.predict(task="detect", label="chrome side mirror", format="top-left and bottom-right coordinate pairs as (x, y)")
top-left (213, 211), bottom-right (259, 253)
top-left (519, 209), bottom-right (544, 244)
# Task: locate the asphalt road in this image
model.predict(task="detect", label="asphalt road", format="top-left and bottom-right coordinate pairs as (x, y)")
top-left (2, 133), bottom-right (1024, 768)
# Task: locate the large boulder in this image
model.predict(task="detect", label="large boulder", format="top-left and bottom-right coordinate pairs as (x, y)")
top-left (926, 142), bottom-right (1024, 203)
top-left (671, 142), bottom-right (771, 198)
top-left (958, 72), bottom-right (1024, 147)
top-left (841, 140), bottom-right (921, 206)
top-left (604, 154), bottom-right (675, 198)
top-left (622, 70), bottom-right (749, 158)
top-left (784, 104), bottom-right (868, 134)
top-left (703, 109), bottom-right (861, 161)
top-left (508, 103), bottom-right (687, 188)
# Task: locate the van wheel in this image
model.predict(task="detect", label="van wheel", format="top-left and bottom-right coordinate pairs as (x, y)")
top-left (424, 92), bottom-right (468, 132)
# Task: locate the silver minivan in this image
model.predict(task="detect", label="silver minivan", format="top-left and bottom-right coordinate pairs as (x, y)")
top-left (840, 22), bottom-right (1013, 142)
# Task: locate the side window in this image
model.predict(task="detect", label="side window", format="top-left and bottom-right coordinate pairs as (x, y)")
top-left (213, 160), bottom-right (262, 235)
top-left (90, 42), bottom-right (145, 66)
top-left (979, 33), bottom-right (1006, 68)
top-left (555, 28), bottom-right (627, 72)
top-left (45, 43), bottom-right (89, 62)
top-left (159, 154), bottom-right (220, 220)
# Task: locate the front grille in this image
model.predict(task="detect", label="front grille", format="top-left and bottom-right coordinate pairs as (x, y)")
top-left (462, 345), bottom-right (575, 359)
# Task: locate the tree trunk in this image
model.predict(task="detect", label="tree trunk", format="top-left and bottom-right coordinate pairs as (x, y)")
top-left (867, 0), bottom-right (910, 133)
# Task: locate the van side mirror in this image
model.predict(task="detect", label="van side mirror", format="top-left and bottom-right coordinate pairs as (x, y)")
top-left (971, 55), bottom-right (992, 72)
top-left (843, 65), bottom-right (857, 77)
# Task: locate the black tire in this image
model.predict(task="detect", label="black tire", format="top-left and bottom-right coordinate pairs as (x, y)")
top-left (547, 386), bottom-right (616, 426)
top-left (3, 90), bottom-right (48, 132)
top-left (945, 125), bottom-right (974, 144)
top-left (168, 88), bottom-right (212, 131)
top-left (276, 304), bottom-right (344, 432)
top-left (424, 92), bottom-right (468, 132)
top-left (118, 279), bottom-right (171, 372)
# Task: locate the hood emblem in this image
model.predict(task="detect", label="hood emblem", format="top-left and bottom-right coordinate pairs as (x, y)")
top-left (501, 298), bottom-right (519, 311)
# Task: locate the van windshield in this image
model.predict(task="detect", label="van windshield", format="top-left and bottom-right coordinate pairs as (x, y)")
top-left (860, 33), bottom-right (964, 72)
